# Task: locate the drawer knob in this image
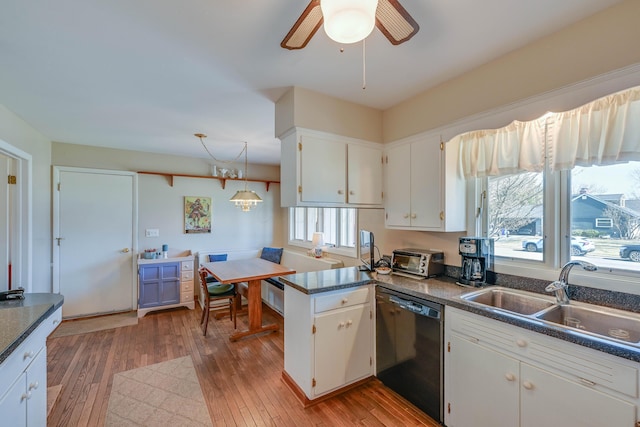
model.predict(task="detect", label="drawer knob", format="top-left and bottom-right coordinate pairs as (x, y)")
top-left (411, 213), bottom-right (417, 219)
top-left (24, 350), bottom-right (35, 360)
top-left (338, 322), bottom-right (345, 328)
top-left (28, 381), bottom-right (39, 391)
top-left (341, 298), bottom-right (348, 304)
top-left (403, 214), bottom-right (409, 219)
top-left (504, 373), bottom-right (516, 382)
top-left (346, 320), bottom-right (353, 327)
top-left (522, 381), bottom-right (534, 390)
top-left (338, 190), bottom-right (344, 195)
top-left (516, 339), bottom-right (527, 348)
top-left (21, 392), bottom-right (31, 402)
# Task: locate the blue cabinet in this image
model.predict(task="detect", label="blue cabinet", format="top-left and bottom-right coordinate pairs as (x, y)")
top-left (138, 262), bottom-right (181, 308)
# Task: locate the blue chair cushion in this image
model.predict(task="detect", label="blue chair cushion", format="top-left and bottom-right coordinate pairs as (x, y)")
top-left (260, 247), bottom-right (283, 264)
top-left (208, 254), bottom-right (228, 262)
top-left (207, 283), bottom-right (234, 296)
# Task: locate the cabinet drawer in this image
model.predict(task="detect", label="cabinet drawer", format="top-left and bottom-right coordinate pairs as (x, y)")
top-left (314, 287), bottom-right (370, 313)
top-left (181, 291), bottom-right (193, 303)
top-left (181, 270), bottom-right (193, 281)
top-left (181, 281), bottom-right (193, 293)
top-left (181, 261), bottom-right (194, 271)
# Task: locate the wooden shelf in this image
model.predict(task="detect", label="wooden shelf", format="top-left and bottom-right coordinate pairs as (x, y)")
top-left (137, 171), bottom-right (279, 191)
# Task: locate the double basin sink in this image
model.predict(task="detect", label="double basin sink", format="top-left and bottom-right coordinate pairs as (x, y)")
top-left (460, 287), bottom-right (640, 347)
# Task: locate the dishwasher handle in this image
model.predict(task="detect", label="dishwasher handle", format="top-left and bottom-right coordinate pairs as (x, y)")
top-left (389, 295), bottom-right (441, 319)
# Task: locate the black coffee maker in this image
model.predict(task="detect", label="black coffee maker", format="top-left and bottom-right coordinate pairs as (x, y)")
top-left (458, 237), bottom-right (495, 287)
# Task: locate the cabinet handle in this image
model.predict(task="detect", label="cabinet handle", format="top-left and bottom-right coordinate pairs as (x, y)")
top-left (53, 319), bottom-right (59, 325)
top-left (522, 381), bottom-right (534, 390)
top-left (338, 322), bottom-right (345, 328)
top-left (504, 373), bottom-right (516, 382)
top-left (21, 392), bottom-right (31, 401)
top-left (346, 320), bottom-right (353, 327)
top-left (578, 377), bottom-right (596, 387)
top-left (349, 191), bottom-right (355, 195)
top-left (516, 339), bottom-right (528, 348)
top-left (23, 351), bottom-right (35, 360)
top-left (337, 190), bottom-right (344, 195)
top-left (28, 381), bottom-right (39, 391)
top-left (403, 214), bottom-right (409, 219)
top-left (410, 213), bottom-right (417, 219)
top-left (341, 298), bottom-right (348, 304)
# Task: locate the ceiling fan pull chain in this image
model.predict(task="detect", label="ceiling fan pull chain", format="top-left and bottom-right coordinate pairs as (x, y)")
top-left (362, 39), bottom-right (366, 90)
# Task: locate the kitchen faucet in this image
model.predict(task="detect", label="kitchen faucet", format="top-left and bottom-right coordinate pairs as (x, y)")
top-left (545, 260), bottom-right (598, 304)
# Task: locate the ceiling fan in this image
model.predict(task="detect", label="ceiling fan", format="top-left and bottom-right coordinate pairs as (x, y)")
top-left (281, 0), bottom-right (419, 50)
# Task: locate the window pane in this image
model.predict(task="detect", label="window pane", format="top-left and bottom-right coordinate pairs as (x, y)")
top-left (320, 208), bottom-right (338, 245)
top-left (306, 208), bottom-right (319, 241)
top-left (571, 162), bottom-right (640, 271)
top-left (487, 172), bottom-right (544, 261)
top-left (341, 209), bottom-right (357, 248)
top-left (291, 208), bottom-right (306, 240)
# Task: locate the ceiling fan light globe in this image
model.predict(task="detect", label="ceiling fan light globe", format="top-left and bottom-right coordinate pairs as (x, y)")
top-left (321, 0), bottom-right (378, 44)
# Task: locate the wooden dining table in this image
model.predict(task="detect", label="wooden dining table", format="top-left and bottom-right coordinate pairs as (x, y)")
top-left (202, 257), bottom-right (296, 341)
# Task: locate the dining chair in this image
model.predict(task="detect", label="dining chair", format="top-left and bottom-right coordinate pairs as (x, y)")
top-left (199, 265), bottom-right (238, 336)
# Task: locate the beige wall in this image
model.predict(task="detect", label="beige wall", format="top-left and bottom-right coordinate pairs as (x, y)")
top-left (383, 0), bottom-right (640, 142)
top-left (275, 87), bottom-right (383, 142)
top-left (0, 105), bottom-right (52, 292)
top-left (52, 142), bottom-right (285, 260)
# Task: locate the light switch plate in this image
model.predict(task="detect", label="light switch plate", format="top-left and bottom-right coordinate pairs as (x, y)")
top-left (145, 228), bottom-right (159, 237)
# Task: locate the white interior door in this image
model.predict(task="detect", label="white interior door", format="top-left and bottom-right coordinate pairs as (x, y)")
top-left (53, 167), bottom-right (137, 318)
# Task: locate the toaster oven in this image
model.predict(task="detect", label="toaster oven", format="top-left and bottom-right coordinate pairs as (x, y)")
top-left (391, 248), bottom-right (444, 278)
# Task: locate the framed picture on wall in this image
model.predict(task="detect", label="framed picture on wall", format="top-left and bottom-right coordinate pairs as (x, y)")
top-left (184, 196), bottom-right (211, 233)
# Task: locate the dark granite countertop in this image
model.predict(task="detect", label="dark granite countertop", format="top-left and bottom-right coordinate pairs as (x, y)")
top-left (284, 267), bottom-right (640, 362)
top-left (279, 267), bottom-right (373, 294)
top-left (0, 293), bottom-right (64, 364)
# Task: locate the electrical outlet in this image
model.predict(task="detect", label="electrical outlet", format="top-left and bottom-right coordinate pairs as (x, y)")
top-left (145, 228), bottom-right (159, 237)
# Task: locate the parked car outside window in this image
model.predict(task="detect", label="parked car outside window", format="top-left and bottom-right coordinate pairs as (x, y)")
top-left (522, 236), bottom-right (596, 256)
top-left (619, 244), bottom-right (640, 262)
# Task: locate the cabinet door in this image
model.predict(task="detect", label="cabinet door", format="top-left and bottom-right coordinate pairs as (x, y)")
top-left (520, 363), bottom-right (636, 427)
top-left (0, 372), bottom-right (27, 426)
top-left (300, 135), bottom-right (346, 203)
top-left (384, 144), bottom-right (411, 227)
top-left (26, 348), bottom-right (47, 427)
top-left (410, 140), bottom-right (442, 228)
top-left (347, 144), bottom-right (382, 205)
top-left (314, 304), bottom-right (370, 396)
top-left (139, 263), bottom-right (180, 308)
top-left (446, 334), bottom-right (519, 427)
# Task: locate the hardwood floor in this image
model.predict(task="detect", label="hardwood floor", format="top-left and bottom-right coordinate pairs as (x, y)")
top-left (47, 304), bottom-right (441, 426)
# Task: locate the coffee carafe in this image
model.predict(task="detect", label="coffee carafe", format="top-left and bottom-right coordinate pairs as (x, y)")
top-left (458, 237), bottom-right (494, 287)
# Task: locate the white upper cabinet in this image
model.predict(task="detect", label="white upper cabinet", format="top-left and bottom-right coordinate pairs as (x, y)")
top-left (280, 128), bottom-right (383, 207)
top-left (384, 133), bottom-right (466, 231)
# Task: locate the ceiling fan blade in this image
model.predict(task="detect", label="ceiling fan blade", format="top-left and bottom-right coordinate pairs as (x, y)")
top-left (281, 0), bottom-right (323, 50)
top-left (376, 0), bottom-right (419, 45)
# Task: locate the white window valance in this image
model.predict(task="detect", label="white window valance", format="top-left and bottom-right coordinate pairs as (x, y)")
top-left (457, 85), bottom-right (640, 179)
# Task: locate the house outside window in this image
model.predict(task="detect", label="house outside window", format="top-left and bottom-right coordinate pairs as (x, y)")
top-left (288, 207), bottom-right (357, 257)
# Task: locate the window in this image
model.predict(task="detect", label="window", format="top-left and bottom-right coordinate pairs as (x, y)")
top-left (465, 85), bottom-right (640, 287)
top-left (288, 207), bottom-right (357, 257)
top-left (595, 218), bottom-right (613, 228)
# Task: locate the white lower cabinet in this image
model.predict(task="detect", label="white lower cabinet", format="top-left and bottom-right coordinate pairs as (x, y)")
top-left (284, 285), bottom-right (373, 400)
top-left (445, 307), bottom-right (638, 427)
top-left (0, 306), bottom-right (61, 427)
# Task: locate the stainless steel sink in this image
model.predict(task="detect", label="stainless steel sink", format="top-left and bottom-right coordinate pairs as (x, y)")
top-left (461, 287), bottom-right (555, 315)
top-left (536, 304), bottom-right (640, 344)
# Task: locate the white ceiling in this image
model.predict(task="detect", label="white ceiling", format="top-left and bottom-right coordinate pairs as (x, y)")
top-left (0, 0), bottom-right (623, 165)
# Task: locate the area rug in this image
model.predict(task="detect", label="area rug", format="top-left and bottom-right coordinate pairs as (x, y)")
top-left (50, 311), bottom-right (138, 338)
top-left (104, 356), bottom-right (212, 426)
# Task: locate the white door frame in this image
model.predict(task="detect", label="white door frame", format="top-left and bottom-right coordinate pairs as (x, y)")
top-left (0, 139), bottom-right (31, 292)
top-left (52, 166), bottom-right (138, 309)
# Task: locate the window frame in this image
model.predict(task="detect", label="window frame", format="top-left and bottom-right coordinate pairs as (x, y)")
top-left (287, 207), bottom-right (357, 258)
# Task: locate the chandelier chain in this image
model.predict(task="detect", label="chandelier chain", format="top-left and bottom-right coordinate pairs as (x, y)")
top-left (197, 134), bottom-right (247, 166)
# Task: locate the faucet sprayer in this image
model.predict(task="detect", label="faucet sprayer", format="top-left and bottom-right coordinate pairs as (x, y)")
top-left (545, 260), bottom-right (598, 304)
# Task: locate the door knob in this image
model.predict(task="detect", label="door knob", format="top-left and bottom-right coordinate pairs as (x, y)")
top-left (122, 248), bottom-right (130, 253)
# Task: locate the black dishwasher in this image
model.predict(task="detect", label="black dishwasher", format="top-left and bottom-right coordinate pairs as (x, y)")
top-left (375, 286), bottom-right (443, 424)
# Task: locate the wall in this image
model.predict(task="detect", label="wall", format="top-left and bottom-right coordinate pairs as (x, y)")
top-left (52, 143), bottom-right (284, 257)
top-left (0, 105), bottom-right (52, 292)
top-left (275, 87), bottom-right (383, 142)
top-left (383, 0), bottom-right (640, 142)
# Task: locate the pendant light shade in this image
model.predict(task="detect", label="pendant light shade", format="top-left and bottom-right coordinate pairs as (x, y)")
top-left (321, 0), bottom-right (379, 44)
top-left (230, 189), bottom-right (262, 212)
top-left (229, 142), bottom-right (262, 212)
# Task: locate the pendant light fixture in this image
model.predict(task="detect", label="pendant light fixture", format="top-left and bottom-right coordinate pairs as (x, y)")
top-left (195, 134), bottom-right (262, 212)
top-left (321, 0), bottom-right (379, 44)
top-left (229, 142), bottom-right (262, 212)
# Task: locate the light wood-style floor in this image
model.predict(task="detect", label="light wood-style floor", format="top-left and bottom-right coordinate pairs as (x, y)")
top-left (47, 304), bottom-right (441, 426)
